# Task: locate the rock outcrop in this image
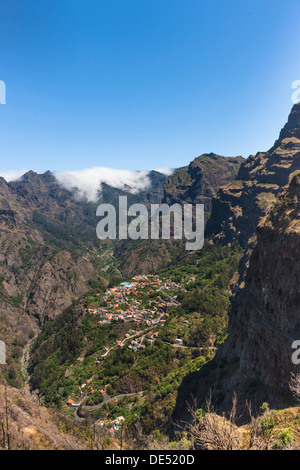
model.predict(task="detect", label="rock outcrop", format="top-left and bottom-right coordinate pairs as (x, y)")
top-left (216, 171), bottom-right (300, 406)
top-left (174, 172), bottom-right (300, 422)
top-left (163, 153), bottom-right (243, 212)
top-left (207, 103), bottom-right (300, 247)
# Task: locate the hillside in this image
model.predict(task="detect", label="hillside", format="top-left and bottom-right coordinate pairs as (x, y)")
top-left (0, 169), bottom-right (169, 388)
top-left (0, 171), bottom-right (107, 387)
top-left (174, 171), bottom-right (300, 424)
top-left (218, 170), bottom-right (300, 406)
top-left (0, 384), bottom-right (91, 450)
top-left (163, 153), bottom-right (243, 212)
top-left (0, 158), bottom-right (237, 389)
top-left (27, 243), bottom-right (242, 436)
top-left (114, 154), bottom-right (243, 277)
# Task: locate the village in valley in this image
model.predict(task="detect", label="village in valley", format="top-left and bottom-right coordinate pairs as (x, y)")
top-left (86, 274), bottom-right (186, 351)
top-left (63, 273), bottom-right (198, 432)
top-left (28, 243), bottom-right (238, 439)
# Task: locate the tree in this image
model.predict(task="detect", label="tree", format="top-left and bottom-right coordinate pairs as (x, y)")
top-left (184, 392), bottom-right (278, 450)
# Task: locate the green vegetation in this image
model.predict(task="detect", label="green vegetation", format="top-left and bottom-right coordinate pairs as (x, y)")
top-left (28, 305), bottom-right (83, 405)
top-left (159, 242), bottom-right (243, 348)
top-left (28, 242), bottom-right (244, 435)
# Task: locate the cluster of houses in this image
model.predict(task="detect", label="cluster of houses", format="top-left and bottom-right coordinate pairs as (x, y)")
top-left (87, 274), bottom-right (181, 327)
top-left (65, 275), bottom-right (191, 412)
top-left (96, 415), bottom-right (125, 433)
top-left (128, 331), bottom-right (159, 352)
top-left (67, 377), bottom-right (113, 407)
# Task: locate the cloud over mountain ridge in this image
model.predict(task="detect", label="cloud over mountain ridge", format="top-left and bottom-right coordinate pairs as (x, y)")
top-left (0, 166), bottom-right (174, 202)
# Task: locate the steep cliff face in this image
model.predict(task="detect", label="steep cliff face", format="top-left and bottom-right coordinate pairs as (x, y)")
top-left (0, 172), bottom-right (109, 385)
top-left (174, 173), bottom-right (300, 422)
top-left (207, 103), bottom-right (300, 247)
top-left (0, 172), bottom-right (102, 325)
top-left (217, 172), bottom-right (300, 405)
top-left (163, 153), bottom-right (243, 212)
top-left (113, 155), bottom-right (243, 277)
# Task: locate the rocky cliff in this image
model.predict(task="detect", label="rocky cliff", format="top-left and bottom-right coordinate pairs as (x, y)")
top-left (0, 171), bottom-right (108, 385)
top-left (207, 103), bottom-right (300, 247)
top-left (217, 171), bottom-right (300, 405)
top-left (174, 172), bottom-right (300, 422)
top-left (0, 172), bottom-right (102, 324)
top-left (163, 153), bottom-right (243, 212)
top-left (115, 154), bottom-right (243, 277)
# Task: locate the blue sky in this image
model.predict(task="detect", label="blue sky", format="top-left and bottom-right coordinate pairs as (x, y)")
top-left (1, 0), bottom-right (300, 174)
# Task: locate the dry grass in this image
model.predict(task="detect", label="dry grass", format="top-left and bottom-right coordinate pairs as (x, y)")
top-left (0, 385), bottom-right (90, 450)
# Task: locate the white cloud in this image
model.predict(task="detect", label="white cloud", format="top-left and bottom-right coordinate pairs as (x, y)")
top-left (0, 170), bottom-right (28, 182)
top-left (0, 166), bottom-right (172, 202)
top-left (154, 167), bottom-right (175, 176)
top-left (54, 167), bottom-right (152, 202)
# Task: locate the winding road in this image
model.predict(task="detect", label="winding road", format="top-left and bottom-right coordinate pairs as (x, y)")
top-left (157, 287), bottom-right (181, 306)
top-left (74, 390), bottom-right (144, 422)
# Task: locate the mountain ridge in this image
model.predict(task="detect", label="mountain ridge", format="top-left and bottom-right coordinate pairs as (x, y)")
top-left (206, 102), bottom-right (300, 247)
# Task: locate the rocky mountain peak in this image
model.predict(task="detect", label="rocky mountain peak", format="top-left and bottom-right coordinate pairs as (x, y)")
top-left (207, 104), bottom-right (300, 247)
top-left (212, 171), bottom-right (300, 409)
top-left (278, 102), bottom-right (300, 142)
top-left (163, 153), bottom-right (243, 212)
top-left (21, 170), bottom-right (39, 181)
top-left (20, 170), bottom-right (57, 187)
